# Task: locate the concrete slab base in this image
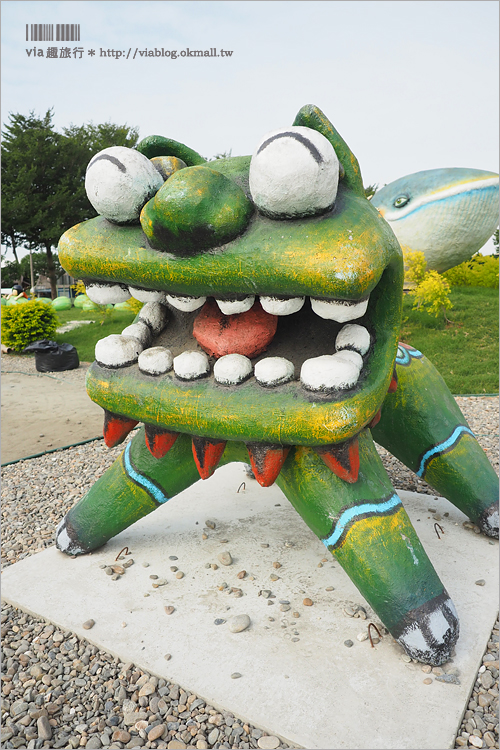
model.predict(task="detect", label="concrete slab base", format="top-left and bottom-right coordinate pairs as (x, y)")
top-left (2, 462), bottom-right (498, 749)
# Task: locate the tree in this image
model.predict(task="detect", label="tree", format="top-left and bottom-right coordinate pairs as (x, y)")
top-left (493, 228), bottom-right (499, 257)
top-left (1, 251), bottom-right (63, 290)
top-left (1, 110), bottom-right (139, 298)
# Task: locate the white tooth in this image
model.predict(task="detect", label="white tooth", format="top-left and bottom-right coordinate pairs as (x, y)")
top-left (335, 350), bottom-right (363, 369)
top-left (300, 353), bottom-right (361, 391)
top-left (138, 301), bottom-right (169, 334)
top-left (216, 296), bottom-right (255, 315)
top-left (259, 296), bottom-right (305, 315)
top-left (254, 357), bottom-right (294, 386)
top-left (129, 287), bottom-right (167, 303)
top-left (173, 350), bottom-right (210, 380)
top-left (86, 283), bottom-right (131, 305)
top-left (336, 324), bottom-right (371, 355)
top-left (311, 296), bottom-right (369, 322)
top-left (138, 347), bottom-right (173, 375)
top-left (213, 353), bottom-right (252, 385)
top-left (166, 294), bottom-right (206, 312)
top-left (121, 322), bottom-right (152, 347)
top-left (95, 334), bottom-right (143, 368)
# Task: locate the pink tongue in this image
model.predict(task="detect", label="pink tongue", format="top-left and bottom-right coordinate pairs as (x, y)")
top-left (193, 299), bottom-right (278, 359)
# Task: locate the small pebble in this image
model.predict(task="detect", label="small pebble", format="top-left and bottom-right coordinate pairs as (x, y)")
top-left (228, 614), bottom-right (251, 633)
top-left (261, 543), bottom-right (269, 548)
top-left (218, 551), bottom-right (233, 566)
top-left (149, 574), bottom-right (159, 580)
top-left (231, 672), bottom-right (242, 679)
top-left (475, 579), bottom-right (486, 586)
top-left (303, 598), bottom-right (313, 606)
top-left (270, 574), bottom-right (279, 581)
top-left (202, 533), bottom-right (208, 540)
top-left (325, 586), bottom-right (335, 591)
top-left (169, 555), bottom-right (178, 560)
top-left (423, 678), bottom-right (433, 685)
top-left (205, 520), bottom-right (216, 529)
top-left (175, 571), bottom-right (184, 579)
top-left (164, 606), bottom-right (175, 615)
top-left (237, 570), bottom-right (247, 579)
top-left (164, 653), bottom-right (172, 660)
top-left (214, 618), bottom-right (226, 625)
top-left (357, 632), bottom-right (368, 642)
top-left (292, 612), bottom-right (300, 618)
top-left (170, 566), bottom-right (178, 572)
top-left (344, 640), bottom-right (354, 648)
top-left (82, 619), bottom-right (95, 630)
top-left (272, 562), bottom-right (281, 569)
top-left (257, 736), bottom-right (280, 749)
top-left (211, 563), bottom-right (218, 570)
top-left (142, 562), bottom-right (150, 568)
top-left (421, 665), bottom-right (432, 673)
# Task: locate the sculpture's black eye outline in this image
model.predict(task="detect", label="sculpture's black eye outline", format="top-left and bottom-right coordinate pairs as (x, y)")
top-left (393, 194), bottom-right (410, 208)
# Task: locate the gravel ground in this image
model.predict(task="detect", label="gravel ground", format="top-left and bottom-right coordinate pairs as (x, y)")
top-left (1, 355), bottom-right (498, 749)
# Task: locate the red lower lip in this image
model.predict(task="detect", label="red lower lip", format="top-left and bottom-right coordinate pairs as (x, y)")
top-left (192, 298), bottom-right (278, 359)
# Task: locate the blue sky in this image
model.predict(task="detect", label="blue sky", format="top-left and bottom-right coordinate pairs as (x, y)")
top-left (2, 0), bottom-right (499, 259)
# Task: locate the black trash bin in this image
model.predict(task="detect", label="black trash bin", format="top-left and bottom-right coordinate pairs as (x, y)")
top-left (23, 340), bottom-right (80, 372)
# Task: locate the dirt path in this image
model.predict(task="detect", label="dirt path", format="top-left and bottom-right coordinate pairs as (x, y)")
top-left (1, 357), bottom-right (105, 464)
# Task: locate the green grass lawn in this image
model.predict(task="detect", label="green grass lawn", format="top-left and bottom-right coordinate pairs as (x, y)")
top-left (53, 307), bottom-right (136, 363)
top-left (400, 286), bottom-right (498, 394)
top-left (52, 287), bottom-right (498, 395)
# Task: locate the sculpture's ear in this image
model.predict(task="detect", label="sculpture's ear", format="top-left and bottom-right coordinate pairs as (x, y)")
top-left (135, 135), bottom-right (207, 166)
top-left (293, 105), bottom-right (365, 198)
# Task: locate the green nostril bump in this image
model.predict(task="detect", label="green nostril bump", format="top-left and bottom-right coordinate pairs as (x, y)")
top-left (140, 165), bottom-right (254, 255)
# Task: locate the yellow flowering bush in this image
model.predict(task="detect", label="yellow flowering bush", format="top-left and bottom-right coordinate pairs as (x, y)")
top-left (402, 248), bottom-right (427, 285)
top-left (443, 254), bottom-right (499, 288)
top-left (411, 271), bottom-right (453, 321)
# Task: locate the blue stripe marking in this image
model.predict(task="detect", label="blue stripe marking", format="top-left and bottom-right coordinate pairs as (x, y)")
top-left (322, 494), bottom-right (402, 549)
top-left (416, 425), bottom-right (474, 477)
top-left (390, 185), bottom-right (498, 222)
top-left (123, 442), bottom-right (169, 504)
top-left (395, 346), bottom-right (422, 365)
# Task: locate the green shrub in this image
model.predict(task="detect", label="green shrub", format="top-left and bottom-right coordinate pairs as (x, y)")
top-left (443, 253), bottom-right (499, 288)
top-left (52, 296), bottom-right (72, 310)
top-left (1, 300), bottom-right (59, 351)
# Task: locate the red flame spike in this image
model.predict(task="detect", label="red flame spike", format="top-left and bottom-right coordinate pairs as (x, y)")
top-left (388, 367), bottom-right (398, 393)
top-left (368, 408), bottom-right (382, 429)
top-left (103, 410), bottom-right (139, 448)
top-left (192, 437), bottom-right (227, 480)
top-left (144, 425), bottom-right (179, 459)
top-left (246, 443), bottom-right (290, 487)
top-left (315, 437), bottom-right (360, 484)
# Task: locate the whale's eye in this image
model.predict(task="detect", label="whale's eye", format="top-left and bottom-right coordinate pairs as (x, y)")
top-left (249, 126), bottom-right (339, 218)
top-left (393, 194), bottom-right (410, 208)
top-left (85, 146), bottom-right (164, 224)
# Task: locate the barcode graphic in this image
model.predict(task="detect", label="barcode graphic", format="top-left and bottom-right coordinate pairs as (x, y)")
top-left (26, 24), bottom-right (81, 42)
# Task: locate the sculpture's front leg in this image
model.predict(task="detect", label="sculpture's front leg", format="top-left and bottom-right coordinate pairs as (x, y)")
top-left (56, 428), bottom-right (200, 555)
top-left (276, 429), bottom-right (459, 665)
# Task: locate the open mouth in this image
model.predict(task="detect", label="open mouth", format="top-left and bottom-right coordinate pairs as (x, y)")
top-left (90, 284), bottom-right (372, 394)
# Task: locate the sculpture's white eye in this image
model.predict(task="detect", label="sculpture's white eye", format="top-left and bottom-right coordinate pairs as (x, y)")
top-left (249, 126), bottom-right (339, 218)
top-left (85, 146), bottom-right (164, 224)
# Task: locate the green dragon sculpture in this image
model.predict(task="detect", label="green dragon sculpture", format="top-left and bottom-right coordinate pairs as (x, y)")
top-left (56, 105), bottom-right (499, 666)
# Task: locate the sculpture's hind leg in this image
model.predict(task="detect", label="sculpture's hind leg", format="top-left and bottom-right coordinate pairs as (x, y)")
top-left (56, 429), bottom-right (200, 555)
top-left (371, 344), bottom-right (499, 537)
top-left (276, 430), bottom-right (459, 665)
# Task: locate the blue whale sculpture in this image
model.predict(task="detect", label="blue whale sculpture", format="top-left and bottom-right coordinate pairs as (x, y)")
top-left (371, 167), bottom-right (499, 272)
